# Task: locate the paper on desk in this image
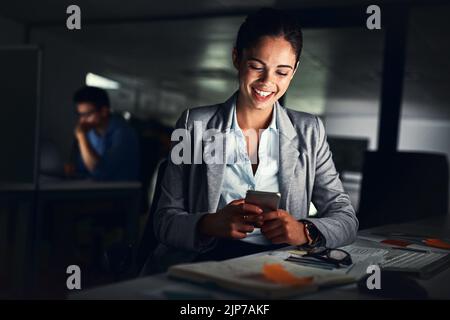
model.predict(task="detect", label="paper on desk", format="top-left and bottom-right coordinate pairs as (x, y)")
top-left (168, 255), bottom-right (355, 298)
top-left (358, 234), bottom-right (450, 253)
top-left (340, 243), bottom-right (388, 264)
top-left (337, 243), bottom-right (389, 279)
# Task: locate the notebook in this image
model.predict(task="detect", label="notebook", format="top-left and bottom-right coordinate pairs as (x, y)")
top-left (168, 254), bottom-right (356, 299)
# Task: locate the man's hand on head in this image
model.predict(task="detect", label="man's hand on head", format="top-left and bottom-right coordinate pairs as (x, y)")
top-left (74, 121), bottom-right (100, 172)
top-left (74, 122), bottom-right (89, 140)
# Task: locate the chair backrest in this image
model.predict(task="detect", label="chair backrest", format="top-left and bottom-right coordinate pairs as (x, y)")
top-left (358, 151), bottom-right (449, 229)
top-left (135, 159), bottom-right (167, 272)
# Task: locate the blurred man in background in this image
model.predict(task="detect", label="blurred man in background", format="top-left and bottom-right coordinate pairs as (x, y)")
top-left (69, 86), bottom-right (140, 181)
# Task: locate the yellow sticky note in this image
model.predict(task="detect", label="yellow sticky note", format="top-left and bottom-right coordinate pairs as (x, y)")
top-left (288, 249), bottom-right (307, 256)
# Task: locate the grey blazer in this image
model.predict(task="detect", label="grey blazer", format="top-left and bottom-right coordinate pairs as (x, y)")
top-left (146, 92), bottom-right (358, 273)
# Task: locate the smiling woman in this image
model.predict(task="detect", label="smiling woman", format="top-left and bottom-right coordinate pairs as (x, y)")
top-left (234, 36), bottom-right (297, 107)
top-left (144, 8), bottom-right (358, 274)
top-left (233, 8), bottom-right (302, 112)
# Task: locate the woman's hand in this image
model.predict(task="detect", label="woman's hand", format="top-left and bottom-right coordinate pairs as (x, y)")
top-left (261, 209), bottom-right (308, 245)
top-left (198, 199), bottom-right (264, 239)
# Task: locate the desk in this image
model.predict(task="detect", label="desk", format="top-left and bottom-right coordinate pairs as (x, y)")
top-left (39, 181), bottom-right (141, 236)
top-left (38, 180), bottom-right (141, 252)
top-left (69, 215), bottom-right (450, 300)
top-left (1, 180), bottom-right (141, 297)
top-left (35, 180), bottom-right (141, 282)
top-left (0, 183), bottom-right (35, 297)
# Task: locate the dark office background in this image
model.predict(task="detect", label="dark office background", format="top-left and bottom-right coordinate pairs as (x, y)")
top-left (0, 0), bottom-right (449, 298)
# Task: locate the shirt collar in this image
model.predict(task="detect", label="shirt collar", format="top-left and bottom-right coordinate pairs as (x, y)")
top-left (90, 114), bottom-right (120, 138)
top-left (231, 101), bottom-right (278, 132)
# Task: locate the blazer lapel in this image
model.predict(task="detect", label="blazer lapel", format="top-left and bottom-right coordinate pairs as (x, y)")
top-left (204, 93), bottom-right (236, 212)
top-left (276, 102), bottom-right (300, 211)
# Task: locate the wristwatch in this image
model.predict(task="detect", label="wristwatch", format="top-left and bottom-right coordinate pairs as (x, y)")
top-left (301, 220), bottom-right (323, 247)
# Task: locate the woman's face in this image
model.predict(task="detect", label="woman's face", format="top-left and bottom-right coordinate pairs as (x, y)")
top-left (233, 35), bottom-right (298, 111)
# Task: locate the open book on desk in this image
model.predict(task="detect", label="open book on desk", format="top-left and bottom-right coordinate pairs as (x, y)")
top-left (168, 255), bottom-right (356, 299)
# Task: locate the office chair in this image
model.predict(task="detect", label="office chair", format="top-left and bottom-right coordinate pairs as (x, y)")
top-left (357, 151), bottom-right (449, 229)
top-left (128, 117), bottom-right (172, 215)
top-left (135, 159), bottom-right (167, 274)
top-left (103, 159), bottom-right (167, 280)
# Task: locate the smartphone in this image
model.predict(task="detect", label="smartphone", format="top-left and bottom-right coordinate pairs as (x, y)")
top-left (245, 190), bottom-right (281, 213)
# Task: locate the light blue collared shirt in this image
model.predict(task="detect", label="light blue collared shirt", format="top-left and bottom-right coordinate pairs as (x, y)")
top-left (218, 101), bottom-right (280, 245)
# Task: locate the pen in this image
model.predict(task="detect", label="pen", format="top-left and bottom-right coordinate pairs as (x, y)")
top-left (286, 260), bottom-right (334, 270)
top-left (285, 257), bottom-right (335, 270)
top-left (287, 256), bottom-right (336, 266)
top-left (383, 246), bottom-right (429, 253)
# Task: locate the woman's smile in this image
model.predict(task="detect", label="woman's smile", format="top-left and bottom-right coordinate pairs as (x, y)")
top-left (251, 87), bottom-right (276, 102)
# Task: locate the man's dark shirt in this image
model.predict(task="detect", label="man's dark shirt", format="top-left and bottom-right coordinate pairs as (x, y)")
top-left (76, 115), bottom-right (140, 181)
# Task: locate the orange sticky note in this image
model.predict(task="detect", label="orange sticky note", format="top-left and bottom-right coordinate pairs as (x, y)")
top-left (424, 239), bottom-right (450, 250)
top-left (262, 263), bottom-right (314, 286)
top-left (381, 239), bottom-right (412, 247)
